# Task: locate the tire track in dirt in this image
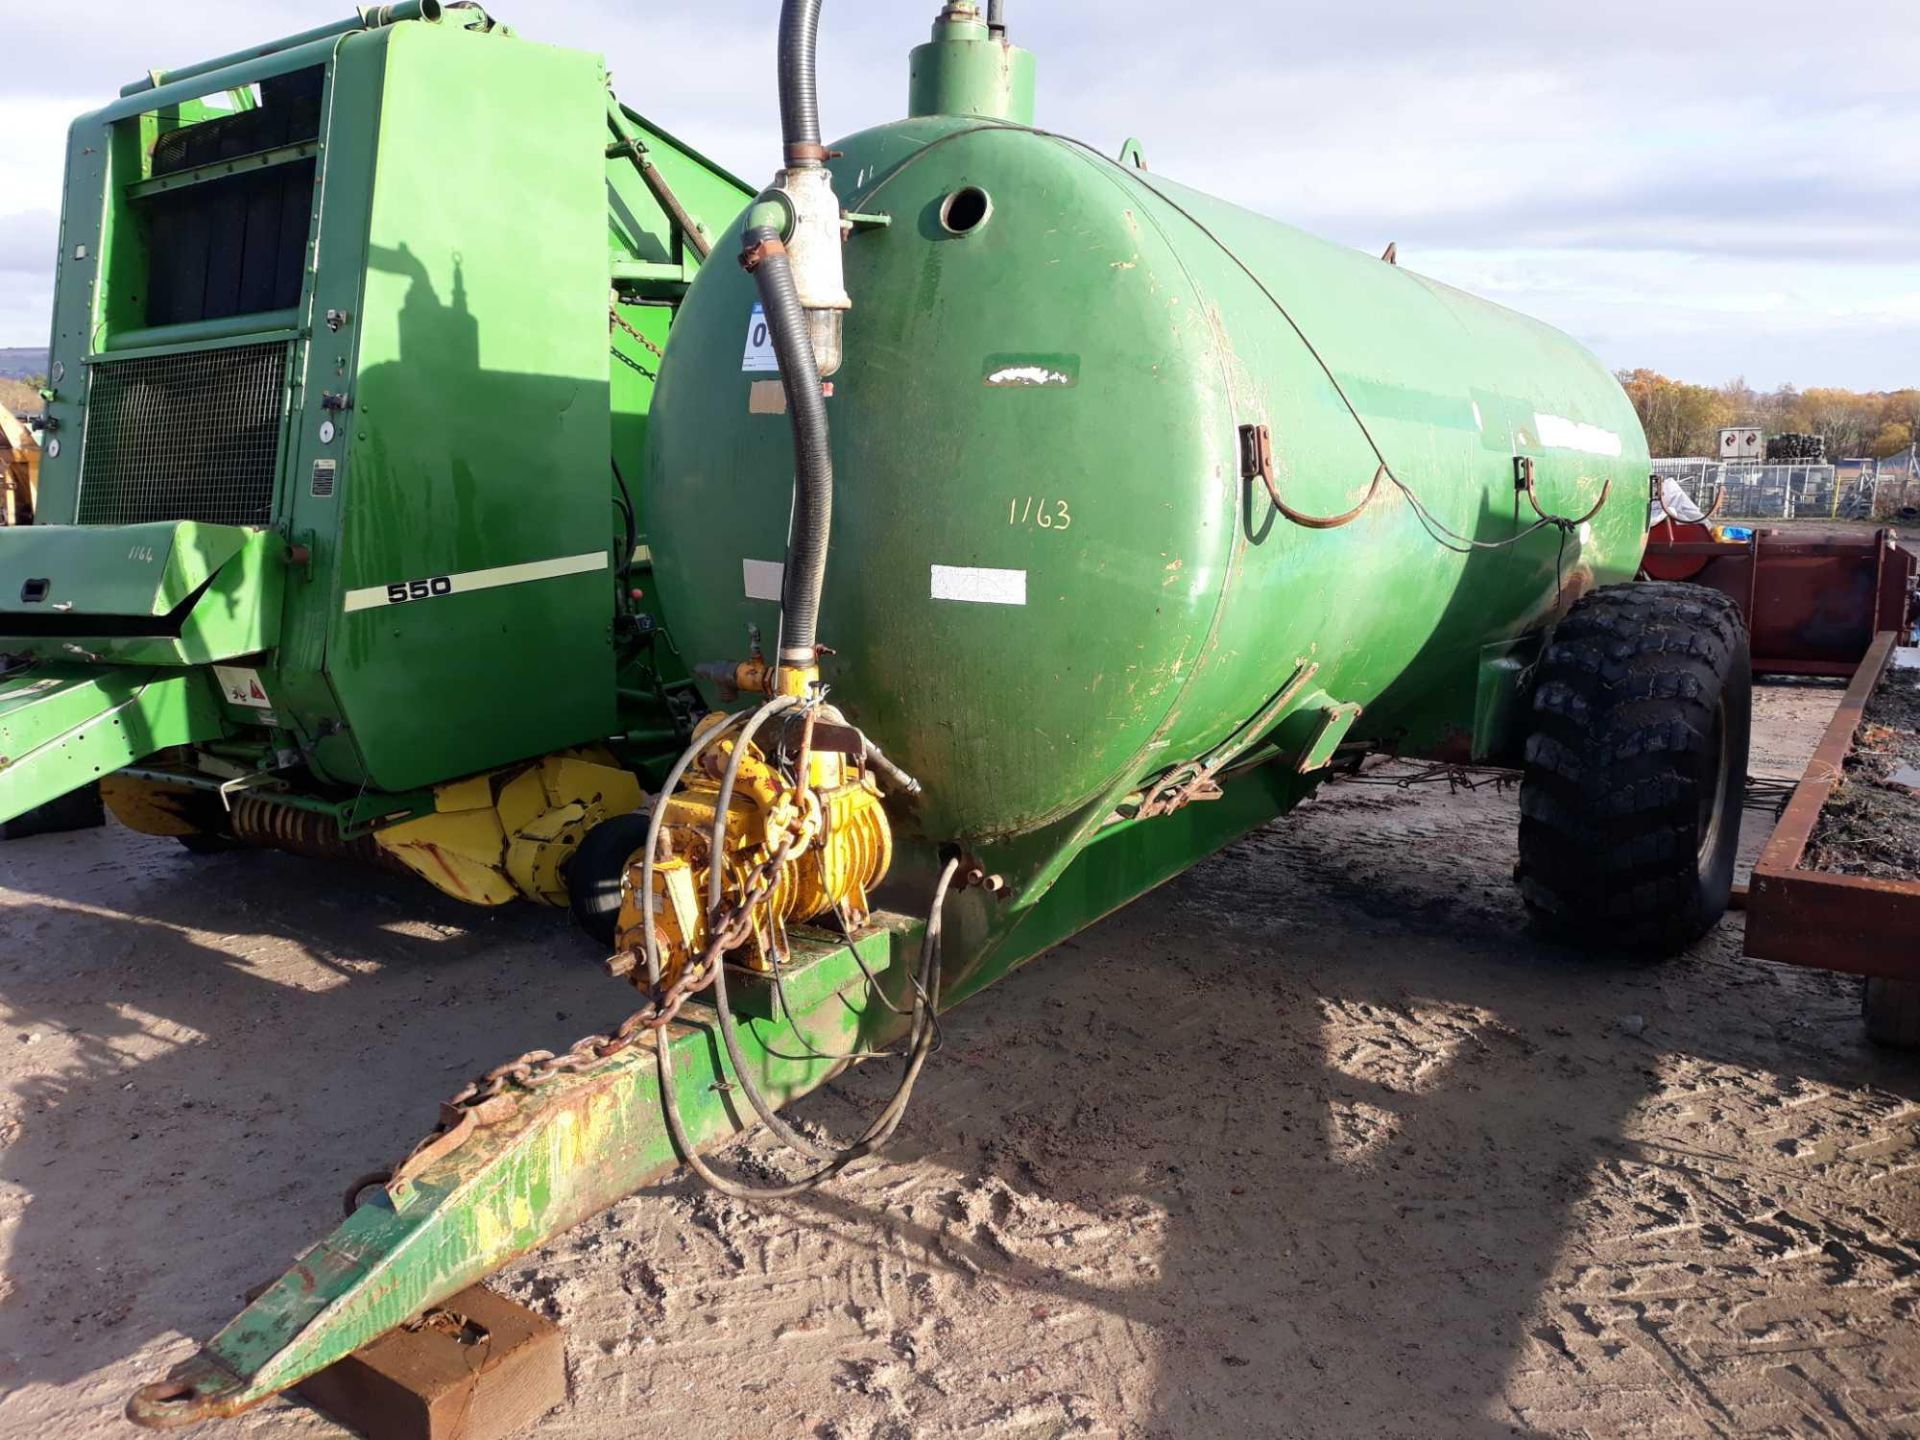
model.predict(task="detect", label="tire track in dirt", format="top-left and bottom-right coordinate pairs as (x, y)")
top-left (2, 686), bottom-right (1918, 1438)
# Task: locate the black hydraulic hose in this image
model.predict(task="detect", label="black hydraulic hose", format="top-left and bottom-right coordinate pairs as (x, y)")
top-left (777, 0), bottom-right (824, 166)
top-left (745, 227), bottom-right (834, 666)
top-left (610, 459), bottom-right (639, 586)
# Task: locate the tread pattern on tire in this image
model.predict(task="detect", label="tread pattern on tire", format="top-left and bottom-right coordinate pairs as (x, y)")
top-left (567, 810), bottom-right (653, 949)
top-left (1518, 581), bottom-right (1749, 953)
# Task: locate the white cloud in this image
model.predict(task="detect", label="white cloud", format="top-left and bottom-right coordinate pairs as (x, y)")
top-left (1, 0), bottom-right (1913, 388)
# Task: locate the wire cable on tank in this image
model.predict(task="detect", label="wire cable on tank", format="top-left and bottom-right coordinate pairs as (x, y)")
top-left (849, 120), bottom-right (1614, 551)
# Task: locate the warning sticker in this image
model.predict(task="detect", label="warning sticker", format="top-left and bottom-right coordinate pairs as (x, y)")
top-left (212, 666), bottom-right (274, 711)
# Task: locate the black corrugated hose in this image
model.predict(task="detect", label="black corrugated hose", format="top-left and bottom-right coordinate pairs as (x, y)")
top-left (744, 227), bottom-right (834, 667)
top-left (754, 0), bottom-right (833, 666)
top-left (778, 0), bottom-right (823, 166)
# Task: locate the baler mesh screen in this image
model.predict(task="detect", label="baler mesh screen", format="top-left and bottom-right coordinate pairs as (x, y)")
top-left (77, 342), bottom-right (289, 527)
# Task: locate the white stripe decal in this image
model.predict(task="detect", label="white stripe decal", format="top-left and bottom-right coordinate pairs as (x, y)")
top-left (931, 564), bottom-right (1027, 606)
top-left (743, 558), bottom-right (786, 602)
top-left (343, 551), bottom-right (608, 614)
top-left (1533, 413), bottom-right (1623, 458)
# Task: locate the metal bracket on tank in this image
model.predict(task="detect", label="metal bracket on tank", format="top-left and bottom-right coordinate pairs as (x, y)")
top-left (1296, 700), bottom-right (1364, 774)
top-left (1131, 662), bottom-right (1319, 820)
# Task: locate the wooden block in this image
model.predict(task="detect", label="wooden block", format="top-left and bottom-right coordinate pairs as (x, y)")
top-left (295, 1286), bottom-right (566, 1440)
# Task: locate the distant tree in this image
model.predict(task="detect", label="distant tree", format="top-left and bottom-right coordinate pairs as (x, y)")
top-left (1720, 376), bottom-right (1759, 423)
top-left (1616, 369), bottom-right (1734, 456)
top-left (1879, 389), bottom-right (1920, 441)
top-left (1873, 422), bottom-right (1914, 459)
top-left (1759, 385), bottom-right (1800, 434)
top-left (1616, 373), bottom-right (1919, 461)
top-left (1793, 388), bottom-right (1881, 458)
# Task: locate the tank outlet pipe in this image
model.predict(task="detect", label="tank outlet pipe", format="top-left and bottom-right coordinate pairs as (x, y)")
top-left (742, 198), bottom-right (834, 677)
top-left (764, 0), bottom-right (851, 379)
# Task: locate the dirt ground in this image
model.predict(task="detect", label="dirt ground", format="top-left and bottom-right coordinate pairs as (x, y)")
top-left (1, 681), bottom-right (1917, 1440)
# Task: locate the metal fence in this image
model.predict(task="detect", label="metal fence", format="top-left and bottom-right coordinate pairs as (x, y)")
top-left (1874, 475), bottom-right (1920, 519)
top-left (1651, 459), bottom-right (1869, 521)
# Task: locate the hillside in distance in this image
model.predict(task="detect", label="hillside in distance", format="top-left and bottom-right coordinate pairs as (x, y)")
top-left (0, 350), bottom-right (47, 382)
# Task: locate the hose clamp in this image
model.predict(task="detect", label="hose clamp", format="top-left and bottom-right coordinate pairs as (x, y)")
top-left (739, 234), bottom-right (789, 274)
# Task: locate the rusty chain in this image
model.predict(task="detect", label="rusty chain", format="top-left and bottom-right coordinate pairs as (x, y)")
top-left (377, 806), bottom-right (816, 1198)
top-left (609, 304), bottom-right (667, 360)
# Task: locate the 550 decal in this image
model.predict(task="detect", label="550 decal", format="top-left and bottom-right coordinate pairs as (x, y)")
top-left (385, 576), bottom-right (455, 605)
top-left (342, 552), bottom-right (608, 615)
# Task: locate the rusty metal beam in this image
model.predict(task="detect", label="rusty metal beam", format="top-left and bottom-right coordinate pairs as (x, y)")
top-left (1746, 632), bottom-right (1920, 979)
top-left (1642, 527), bottom-right (1917, 676)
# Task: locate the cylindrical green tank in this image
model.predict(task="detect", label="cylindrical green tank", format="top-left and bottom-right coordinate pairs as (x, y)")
top-left (644, 11), bottom-right (1649, 851)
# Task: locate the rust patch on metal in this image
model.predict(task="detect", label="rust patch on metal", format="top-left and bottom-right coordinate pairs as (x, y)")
top-left (1641, 527), bottom-right (1916, 677)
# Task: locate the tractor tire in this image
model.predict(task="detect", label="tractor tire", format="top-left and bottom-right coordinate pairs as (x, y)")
top-left (1864, 978), bottom-right (1920, 1048)
top-left (566, 809), bottom-right (653, 948)
top-left (1518, 581), bottom-right (1750, 955)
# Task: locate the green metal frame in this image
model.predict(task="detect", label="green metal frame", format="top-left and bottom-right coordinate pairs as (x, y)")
top-left (0, 525), bottom-right (285, 666)
top-left (124, 139), bottom-right (321, 201)
top-left (0, 666), bottom-right (227, 819)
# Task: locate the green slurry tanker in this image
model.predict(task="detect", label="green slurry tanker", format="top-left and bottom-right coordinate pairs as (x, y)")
top-left (0, 2), bottom-right (1748, 1426)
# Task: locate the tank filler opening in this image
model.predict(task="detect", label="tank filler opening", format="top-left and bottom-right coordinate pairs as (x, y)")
top-left (939, 186), bottom-right (993, 235)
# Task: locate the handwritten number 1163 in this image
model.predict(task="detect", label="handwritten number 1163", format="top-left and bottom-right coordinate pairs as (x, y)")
top-left (1009, 497), bottom-right (1072, 531)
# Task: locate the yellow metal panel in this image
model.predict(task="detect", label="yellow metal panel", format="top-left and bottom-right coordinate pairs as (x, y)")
top-left (376, 752), bottom-right (646, 909)
top-left (375, 807), bottom-right (518, 906)
top-left (433, 773), bottom-right (499, 814)
top-left (502, 756), bottom-right (645, 906)
top-left (100, 775), bottom-right (203, 838)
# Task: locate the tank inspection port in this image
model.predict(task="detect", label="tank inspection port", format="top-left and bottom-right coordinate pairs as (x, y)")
top-left (939, 186), bottom-right (993, 235)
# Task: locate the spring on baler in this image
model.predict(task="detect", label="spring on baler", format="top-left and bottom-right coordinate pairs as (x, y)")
top-left (229, 795), bottom-right (407, 873)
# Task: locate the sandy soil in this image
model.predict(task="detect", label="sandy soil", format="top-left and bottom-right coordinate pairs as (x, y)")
top-left (1, 682), bottom-right (1917, 1440)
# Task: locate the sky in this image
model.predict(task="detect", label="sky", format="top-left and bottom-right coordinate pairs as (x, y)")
top-left (3, 0), bottom-right (1916, 390)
